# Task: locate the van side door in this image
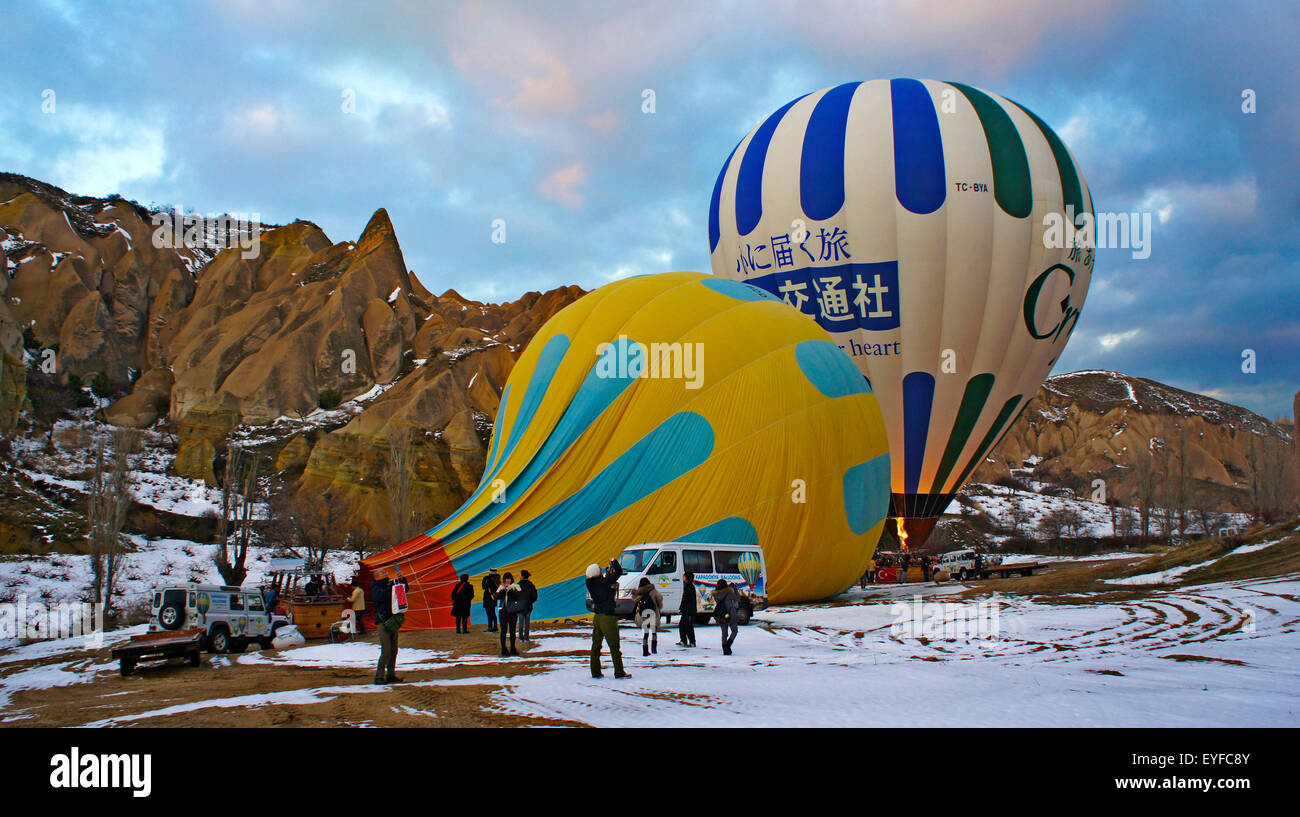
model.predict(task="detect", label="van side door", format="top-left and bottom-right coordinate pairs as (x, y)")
top-left (645, 549), bottom-right (680, 613)
top-left (683, 549), bottom-right (714, 611)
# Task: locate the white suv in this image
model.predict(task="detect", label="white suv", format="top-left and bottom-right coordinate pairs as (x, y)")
top-left (150, 582), bottom-right (290, 653)
top-left (934, 549), bottom-right (1003, 581)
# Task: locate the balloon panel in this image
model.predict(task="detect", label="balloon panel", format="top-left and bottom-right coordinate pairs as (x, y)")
top-left (365, 272), bottom-right (892, 627)
top-left (710, 78), bottom-right (1094, 530)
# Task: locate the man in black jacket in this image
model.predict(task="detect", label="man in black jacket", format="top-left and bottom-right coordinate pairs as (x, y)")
top-left (517, 569), bottom-right (538, 641)
top-left (586, 560), bottom-right (629, 679)
top-left (676, 571), bottom-right (697, 647)
top-left (481, 568), bottom-right (501, 632)
top-left (371, 571), bottom-right (406, 684)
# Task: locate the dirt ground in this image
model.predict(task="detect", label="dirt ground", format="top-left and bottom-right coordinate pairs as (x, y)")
top-left (2, 625), bottom-right (591, 728)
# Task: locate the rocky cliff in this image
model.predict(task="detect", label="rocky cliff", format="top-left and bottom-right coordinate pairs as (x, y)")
top-left (975, 370), bottom-right (1296, 512)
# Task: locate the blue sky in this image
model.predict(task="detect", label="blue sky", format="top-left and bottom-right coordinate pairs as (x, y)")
top-left (3, 0), bottom-right (1297, 419)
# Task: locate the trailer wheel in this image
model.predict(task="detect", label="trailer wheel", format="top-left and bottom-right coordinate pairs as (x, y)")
top-left (120, 657), bottom-right (136, 677)
top-left (229, 638), bottom-right (248, 654)
top-left (1021, 568), bottom-right (1033, 576)
top-left (188, 651), bottom-right (200, 667)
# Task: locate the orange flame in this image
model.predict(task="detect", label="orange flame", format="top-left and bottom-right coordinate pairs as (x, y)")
top-left (895, 518), bottom-right (909, 551)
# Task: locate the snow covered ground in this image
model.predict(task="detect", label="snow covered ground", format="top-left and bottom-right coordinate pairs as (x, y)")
top-left (7, 570), bottom-right (1293, 727)
top-left (476, 574), bottom-right (1299, 727)
top-left (965, 483), bottom-right (1252, 542)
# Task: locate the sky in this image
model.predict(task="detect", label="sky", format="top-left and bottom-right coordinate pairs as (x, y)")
top-left (2, 0), bottom-right (1297, 419)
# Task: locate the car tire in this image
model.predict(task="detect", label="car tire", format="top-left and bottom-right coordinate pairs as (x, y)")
top-left (958, 569), bottom-right (968, 581)
top-left (695, 614), bottom-right (713, 626)
top-left (736, 605), bottom-right (752, 626)
top-left (209, 628), bottom-right (231, 654)
top-left (229, 638), bottom-right (248, 654)
top-left (188, 651), bottom-right (200, 667)
top-left (158, 603), bottom-right (186, 631)
top-left (120, 657), bottom-right (136, 676)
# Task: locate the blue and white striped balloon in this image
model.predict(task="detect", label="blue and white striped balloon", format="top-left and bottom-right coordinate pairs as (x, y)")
top-left (709, 78), bottom-right (1095, 547)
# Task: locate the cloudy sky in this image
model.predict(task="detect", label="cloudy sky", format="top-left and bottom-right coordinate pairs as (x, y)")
top-left (3, 0), bottom-right (1297, 418)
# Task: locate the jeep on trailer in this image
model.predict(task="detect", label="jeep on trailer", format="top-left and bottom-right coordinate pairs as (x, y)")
top-left (149, 582), bottom-right (290, 653)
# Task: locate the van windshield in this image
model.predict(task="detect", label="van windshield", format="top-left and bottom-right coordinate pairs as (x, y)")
top-left (617, 548), bottom-right (659, 573)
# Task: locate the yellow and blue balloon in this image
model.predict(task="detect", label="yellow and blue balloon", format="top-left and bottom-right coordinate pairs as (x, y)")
top-left (364, 272), bottom-right (891, 627)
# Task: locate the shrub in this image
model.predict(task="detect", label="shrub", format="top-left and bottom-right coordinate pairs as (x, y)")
top-left (318, 388), bottom-right (342, 409)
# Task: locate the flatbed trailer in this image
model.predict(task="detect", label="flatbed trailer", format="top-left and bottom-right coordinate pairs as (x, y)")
top-left (111, 628), bottom-right (204, 676)
top-left (977, 561), bottom-right (1046, 578)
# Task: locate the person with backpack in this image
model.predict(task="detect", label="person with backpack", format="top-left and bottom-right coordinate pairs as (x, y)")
top-left (586, 560), bottom-right (629, 679)
top-left (676, 571), bottom-right (697, 648)
top-left (633, 576), bottom-right (664, 656)
top-left (481, 568), bottom-right (501, 633)
top-left (712, 578), bottom-right (740, 656)
top-left (371, 570), bottom-right (408, 684)
top-left (450, 573), bottom-right (474, 634)
top-left (517, 569), bottom-right (538, 641)
top-left (495, 571), bottom-right (522, 657)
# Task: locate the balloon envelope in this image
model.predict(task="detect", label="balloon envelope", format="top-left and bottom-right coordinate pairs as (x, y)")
top-left (709, 78), bottom-right (1094, 546)
top-left (365, 272), bottom-right (892, 627)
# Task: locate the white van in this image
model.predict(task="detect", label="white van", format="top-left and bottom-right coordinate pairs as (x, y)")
top-left (588, 542), bottom-right (769, 625)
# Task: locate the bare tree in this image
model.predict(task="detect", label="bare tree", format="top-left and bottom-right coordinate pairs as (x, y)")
top-left (214, 446), bottom-right (260, 586)
top-left (383, 425), bottom-right (418, 541)
top-left (88, 427), bottom-right (137, 610)
top-left (297, 489), bottom-right (346, 570)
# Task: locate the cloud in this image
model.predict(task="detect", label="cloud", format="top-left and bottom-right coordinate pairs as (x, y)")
top-left (1098, 329), bottom-right (1140, 351)
top-left (537, 161), bottom-right (586, 208)
top-left (43, 107), bottom-right (165, 196)
top-left (1137, 178), bottom-right (1259, 225)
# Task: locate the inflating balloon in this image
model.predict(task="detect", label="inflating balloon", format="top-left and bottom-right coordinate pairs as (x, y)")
top-left (364, 272), bottom-right (891, 627)
top-left (709, 78), bottom-right (1094, 547)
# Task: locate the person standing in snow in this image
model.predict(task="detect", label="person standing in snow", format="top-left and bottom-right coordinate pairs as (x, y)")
top-left (450, 573), bottom-right (474, 633)
top-left (517, 569), bottom-right (538, 641)
top-left (633, 577), bottom-right (663, 656)
top-left (586, 560), bottom-right (629, 679)
top-left (676, 571), bottom-right (697, 648)
top-left (495, 572), bottom-right (522, 657)
top-left (712, 578), bottom-right (740, 656)
top-left (372, 570), bottom-right (406, 684)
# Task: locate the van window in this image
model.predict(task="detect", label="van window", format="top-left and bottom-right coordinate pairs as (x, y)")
top-left (714, 551), bottom-right (750, 573)
top-left (683, 550), bottom-right (713, 574)
top-left (647, 550), bottom-right (677, 575)
top-left (230, 594), bottom-right (244, 611)
top-left (617, 549), bottom-right (659, 573)
top-left (247, 595), bottom-right (264, 612)
top-left (153, 593), bottom-right (161, 608)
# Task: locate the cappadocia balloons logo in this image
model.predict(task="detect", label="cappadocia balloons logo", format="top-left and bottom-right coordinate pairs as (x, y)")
top-left (710, 77), bottom-right (1094, 550)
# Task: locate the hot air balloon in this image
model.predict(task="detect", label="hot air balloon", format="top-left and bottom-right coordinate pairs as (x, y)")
top-left (363, 272), bottom-right (891, 628)
top-left (709, 78), bottom-right (1094, 548)
top-left (736, 552), bottom-right (764, 594)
